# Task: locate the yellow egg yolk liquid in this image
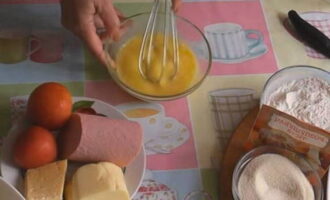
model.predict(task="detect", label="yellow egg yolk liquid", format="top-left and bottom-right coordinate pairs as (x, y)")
top-left (116, 34), bottom-right (198, 96)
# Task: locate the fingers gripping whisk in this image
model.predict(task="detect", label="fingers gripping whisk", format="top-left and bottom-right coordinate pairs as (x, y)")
top-left (138, 0), bottom-right (179, 83)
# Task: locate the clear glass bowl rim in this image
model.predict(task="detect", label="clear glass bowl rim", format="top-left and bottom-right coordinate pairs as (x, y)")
top-left (231, 145), bottom-right (324, 200)
top-left (260, 65), bottom-right (330, 106)
top-left (104, 12), bottom-right (212, 101)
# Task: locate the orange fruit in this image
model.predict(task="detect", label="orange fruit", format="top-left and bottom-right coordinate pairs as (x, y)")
top-left (27, 82), bottom-right (72, 130)
top-left (14, 126), bottom-right (57, 169)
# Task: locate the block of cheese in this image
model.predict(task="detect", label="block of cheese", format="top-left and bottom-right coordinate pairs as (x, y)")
top-left (24, 160), bottom-right (67, 200)
top-left (68, 162), bottom-right (130, 200)
top-left (59, 113), bottom-right (143, 167)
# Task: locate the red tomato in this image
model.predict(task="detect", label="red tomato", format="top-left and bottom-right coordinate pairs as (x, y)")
top-left (14, 126), bottom-right (57, 169)
top-left (27, 82), bottom-right (72, 130)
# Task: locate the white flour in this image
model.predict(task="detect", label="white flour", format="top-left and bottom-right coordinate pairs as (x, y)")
top-left (237, 154), bottom-right (314, 200)
top-left (266, 77), bottom-right (330, 131)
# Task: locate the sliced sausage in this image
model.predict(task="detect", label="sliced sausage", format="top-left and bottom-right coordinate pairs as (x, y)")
top-left (58, 113), bottom-right (143, 167)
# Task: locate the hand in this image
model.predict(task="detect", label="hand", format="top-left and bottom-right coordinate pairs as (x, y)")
top-left (171, 0), bottom-right (182, 12)
top-left (61, 0), bottom-right (122, 65)
top-left (61, 0), bottom-right (182, 66)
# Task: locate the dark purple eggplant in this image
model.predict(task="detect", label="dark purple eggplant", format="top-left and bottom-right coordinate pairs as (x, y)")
top-left (288, 10), bottom-right (330, 58)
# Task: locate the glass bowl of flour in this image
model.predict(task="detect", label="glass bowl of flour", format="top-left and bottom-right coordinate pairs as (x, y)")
top-left (260, 65), bottom-right (330, 131)
top-left (232, 145), bottom-right (323, 200)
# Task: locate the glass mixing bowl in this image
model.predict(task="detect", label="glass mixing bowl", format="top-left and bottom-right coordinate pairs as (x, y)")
top-left (260, 65), bottom-right (330, 106)
top-left (232, 145), bottom-right (323, 200)
top-left (104, 13), bottom-right (212, 101)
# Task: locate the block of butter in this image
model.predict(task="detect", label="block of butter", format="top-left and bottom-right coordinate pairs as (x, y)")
top-left (66, 162), bottom-right (130, 200)
top-left (24, 160), bottom-right (67, 200)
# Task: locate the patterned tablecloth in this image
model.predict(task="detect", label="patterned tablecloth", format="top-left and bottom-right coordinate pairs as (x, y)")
top-left (0, 0), bottom-right (329, 199)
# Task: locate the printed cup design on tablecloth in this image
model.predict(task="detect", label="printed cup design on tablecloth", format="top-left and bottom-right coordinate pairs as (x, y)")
top-left (133, 171), bottom-right (177, 200)
top-left (204, 23), bottom-right (267, 63)
top-left (133, 170), bottom-right (212, 200)
top-left (0, 29), bottom-right (41, 64)
top-left (134, 180), bottom-right (213, 200)
top-left (116, 102), bottom-right (190, 155)
top-left (133, 179), bottom-right (178, 200)
top-left (208, 88), bottom-right (257, 164)
top-left (183, 191), bottom-right (213, 200)
top-left (30, 30), bottom-right (64, 63)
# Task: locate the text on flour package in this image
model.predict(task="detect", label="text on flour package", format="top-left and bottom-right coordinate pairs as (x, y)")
top-left (246, 105), bottom-right (330, 177)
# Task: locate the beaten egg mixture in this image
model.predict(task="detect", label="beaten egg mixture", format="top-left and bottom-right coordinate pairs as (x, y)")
top-left (115, 34), bottom-right (198, 96)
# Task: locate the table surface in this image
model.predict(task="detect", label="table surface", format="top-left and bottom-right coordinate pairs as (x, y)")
top-left (0, 0), bottom-right (329, 200)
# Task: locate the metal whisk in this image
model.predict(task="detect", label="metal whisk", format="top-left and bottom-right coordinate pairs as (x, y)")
top-left (138, 0), bottom-right (179, 83)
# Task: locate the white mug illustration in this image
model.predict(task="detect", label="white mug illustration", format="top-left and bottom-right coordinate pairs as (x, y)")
top-left (204, 23), bottom-right (267, 63)
top-left (209, 88), bottom-right (257, 137)
top-left (116, 102), bottom-right (190, 155)
top-left (209, 88), bottom-right (257, 162)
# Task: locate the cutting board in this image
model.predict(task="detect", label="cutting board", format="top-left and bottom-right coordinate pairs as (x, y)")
top-left (218, 106), bottom-right (259, 200)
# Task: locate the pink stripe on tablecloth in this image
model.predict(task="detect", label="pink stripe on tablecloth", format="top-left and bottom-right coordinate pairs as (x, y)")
top-left (178, 1), bottom-right (278, 75)
top-left (84, 80), bottom-right (199, 170)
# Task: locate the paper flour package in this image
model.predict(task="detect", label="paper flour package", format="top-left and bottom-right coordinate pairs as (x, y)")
top-left (246, 105), bottom-right (330, 177)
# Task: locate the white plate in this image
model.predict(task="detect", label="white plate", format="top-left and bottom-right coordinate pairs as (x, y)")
top-left (1, 96), bottom-right (146, 199)
top-left (0, 177), bottom-right (24, 200)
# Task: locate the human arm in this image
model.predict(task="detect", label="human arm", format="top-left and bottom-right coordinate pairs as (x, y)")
top-left (60, 0), bottom-right (182, 65)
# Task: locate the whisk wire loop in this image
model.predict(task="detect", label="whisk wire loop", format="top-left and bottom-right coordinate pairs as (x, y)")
top-left (138, 0), bottom-right (179, 83)
top-left (138, 0), bottom-right (160, 79)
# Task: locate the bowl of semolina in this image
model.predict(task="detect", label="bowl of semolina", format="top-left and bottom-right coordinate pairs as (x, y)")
top-left (103, 12), bottom-right (212, 101)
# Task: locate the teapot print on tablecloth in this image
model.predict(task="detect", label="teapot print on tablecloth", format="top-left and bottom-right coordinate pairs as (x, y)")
top-left (133, 179), bottom-right (213, 200)
top-left (133, 179), bottom-right (177, 200)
